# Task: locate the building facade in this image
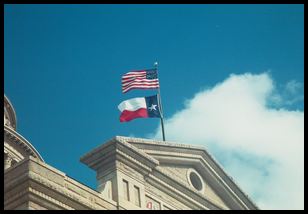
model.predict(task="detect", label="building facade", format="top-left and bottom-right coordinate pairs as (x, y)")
top-left (4, 95), bottom-right (258, 210)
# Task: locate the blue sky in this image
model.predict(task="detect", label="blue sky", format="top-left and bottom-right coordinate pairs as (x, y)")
top-left (4, 4), bottom-right (304, 209)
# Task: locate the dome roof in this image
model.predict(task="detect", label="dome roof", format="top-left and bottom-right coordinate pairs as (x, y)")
top-left (4, 126), bottom-right (44, 162)
top-left (4, 94), bottom-right (44, 162)
top-left (4, 94), bottom-right (17, 130)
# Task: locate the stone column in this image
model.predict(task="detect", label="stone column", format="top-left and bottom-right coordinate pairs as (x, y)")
top-left (4, 153), bottom-right (12, 170)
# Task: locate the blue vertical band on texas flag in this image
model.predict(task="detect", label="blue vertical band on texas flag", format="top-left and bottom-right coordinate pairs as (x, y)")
top-left (118, 94), bottom-right (161, 122)
top-left (145, 94), bottom-right (161, 118)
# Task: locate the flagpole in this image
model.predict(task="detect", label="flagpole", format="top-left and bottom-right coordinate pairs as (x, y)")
top-left (154, 62), bottom-right (166, 141)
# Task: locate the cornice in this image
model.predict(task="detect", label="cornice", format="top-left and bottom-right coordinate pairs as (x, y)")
top-left (116, 135), bottom-right (206, 151)
top-left (198, 149), bottom-right (258, 209)
top-left (29, 187), bottom-right (74, 210)
top-left (4, 125), bottom-right (44, 162)
top-left (4, 188), bottom-right (29, 209)
top-left (4, 157), bottom-right (117, 210)
top-left (80, 137), bottom-right (159, 173)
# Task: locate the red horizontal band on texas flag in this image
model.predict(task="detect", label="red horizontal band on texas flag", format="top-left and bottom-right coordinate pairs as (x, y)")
top-left (119, 109), bottom-right (149, 122)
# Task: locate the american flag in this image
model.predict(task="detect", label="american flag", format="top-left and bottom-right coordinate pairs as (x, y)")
top-left (121, 69), bottom-right (160, 93)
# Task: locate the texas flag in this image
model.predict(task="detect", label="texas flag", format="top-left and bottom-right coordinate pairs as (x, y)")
top-left (118, 95), bottom-right (161, 122)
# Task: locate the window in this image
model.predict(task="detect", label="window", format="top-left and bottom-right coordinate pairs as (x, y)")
top-left (123, 179), bottom-right (129, 201)
top-left (134, 186), bottom-right (141, 207)
top-left (187, 168), bottom-right (205, 192)
top-left (189, 171), bottom-right (203, 191)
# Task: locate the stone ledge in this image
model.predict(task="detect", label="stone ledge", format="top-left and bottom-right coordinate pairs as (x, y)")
top-left (4, 156), bottom-right (117, 210)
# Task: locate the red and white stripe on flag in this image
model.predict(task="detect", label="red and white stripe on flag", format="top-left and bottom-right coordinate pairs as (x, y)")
top-left (121, 70), bottom-right (159, 93)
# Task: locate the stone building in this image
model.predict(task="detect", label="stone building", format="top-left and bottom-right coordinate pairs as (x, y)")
top-left (4, 94), bottom-right (258, 210)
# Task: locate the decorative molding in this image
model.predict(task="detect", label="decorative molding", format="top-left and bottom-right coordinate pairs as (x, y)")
top-left (4, 157), bottom-right (117, 210)
top-left (116, 162), bottom-right (145, 183)
top-left (156, 154), bottom-right (247, 209)
top-left (145, 183), bottom-right (188, 210)
top-left (145, 173), bottom-right (211, 210)
top-left (4, 143), bottom-right (24, 162)
top-left (29, 187), bottom-right (74, 210)
top-left (154, 167), bottom-right (226, 210)
top-left (4, 126), bottom-right (44, 162)
top-left (4, 153), bottom-right (13, 170)
top-left (28, 171), bottom-right (99, 209)
top-left (116, 149), bottom-right (153, 174)
top-left (4, 188), bottom-right (29, 208)
top-left (186, 168), bottom-right (205, 193)
top-left (116, 135), bottom-right (205, 151)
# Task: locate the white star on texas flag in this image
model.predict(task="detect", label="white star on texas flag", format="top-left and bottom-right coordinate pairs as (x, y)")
top-left (148, 104), bottom-right (157, 111)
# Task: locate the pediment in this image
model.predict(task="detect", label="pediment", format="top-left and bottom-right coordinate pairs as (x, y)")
top-left (81, 136), bottom-right (257, 210)
top-left (126, 139), bottom-right (230, 209)
top-left (158, 163), bottom-right (229, 209)
top-left (115, 136), bottom-right (257, 210)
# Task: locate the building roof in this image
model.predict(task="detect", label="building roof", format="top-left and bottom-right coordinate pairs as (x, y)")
top-left (81, 136), bottom-right (258, 210)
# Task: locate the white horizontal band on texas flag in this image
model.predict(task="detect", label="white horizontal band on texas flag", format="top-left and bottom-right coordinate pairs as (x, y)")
top-left (121, 69), bottom-right (159, 93)
top-left (118, 95), bottom-right (161, 122)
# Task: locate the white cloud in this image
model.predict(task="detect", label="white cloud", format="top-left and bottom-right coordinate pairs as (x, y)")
top-left (269, 79), bottom-right (304, 107)
top-left (285, 80), bottom-right (302, 94)
top-left (150, 73), bottom-right (304, 210)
